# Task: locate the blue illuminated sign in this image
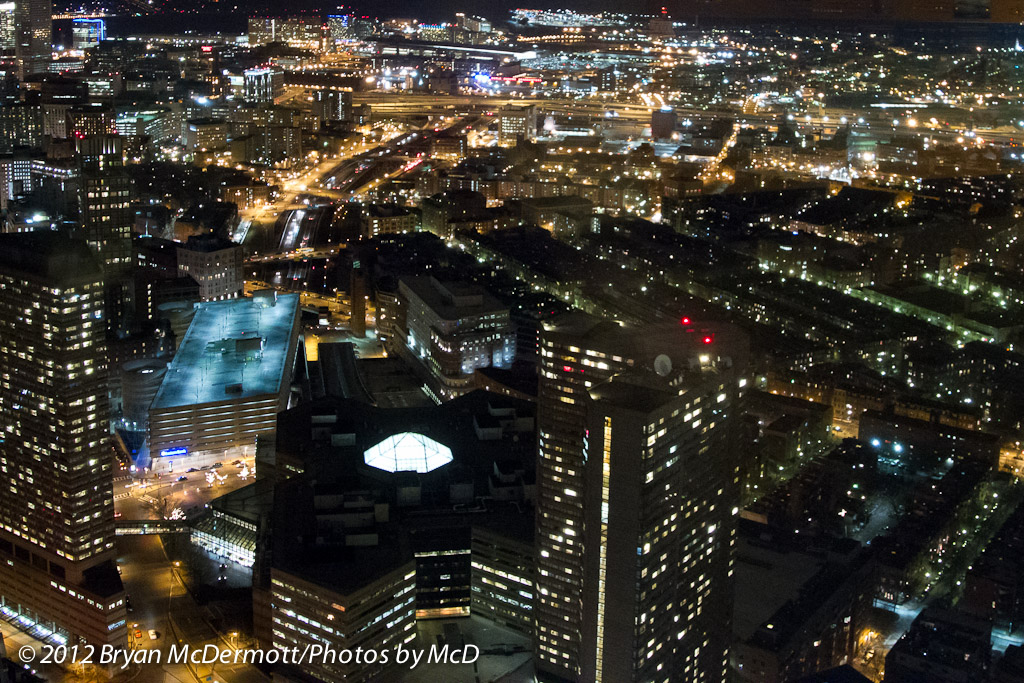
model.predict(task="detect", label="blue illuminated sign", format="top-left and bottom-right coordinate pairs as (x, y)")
top-left (160, 447), bottom-right (188, 457)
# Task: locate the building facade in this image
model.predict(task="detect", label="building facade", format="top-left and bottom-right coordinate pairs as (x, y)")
top-left (76, 134), bottom-right (132, 275)
top-left (176, 234), bottom-right (244, 301)
top-left (499, 105), bottom-right (537, 146)
top-left (399, 276), bottom-right (516, 399)
top-left (13, 0), bottom-right (50, 78)
top-left (148, 292), bottom-right (301, 468)
top-left (0, 232), bottom-right (127, 649)
top-left (535, 315), bottom-right (748, 682)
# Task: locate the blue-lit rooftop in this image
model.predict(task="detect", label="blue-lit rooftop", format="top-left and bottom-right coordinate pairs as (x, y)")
top-left (150, 293), bottom-right (300, 410)
top-left (363, 432), bottom-right (454, 474)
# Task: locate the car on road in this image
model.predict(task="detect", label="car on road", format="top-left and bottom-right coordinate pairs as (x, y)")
top-left (177, 476), bottom-right (188, 482)
top-left (148, 630), bottom-right (159, 641)
top-left (135, 630), bottom-right (142, 640)
top-left (187, 467), bottom-right (198, 473)
top-left (213, 462), bottom-right (223, 469)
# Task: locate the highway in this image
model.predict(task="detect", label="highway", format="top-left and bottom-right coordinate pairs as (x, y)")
top-left (354, 91), bottom-right (1024, 149)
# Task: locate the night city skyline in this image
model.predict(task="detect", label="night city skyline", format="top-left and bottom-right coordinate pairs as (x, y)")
top-left (5, 1), bottom-right (1024, 683)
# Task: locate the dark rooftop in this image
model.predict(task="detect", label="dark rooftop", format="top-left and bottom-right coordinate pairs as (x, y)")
top-left (0, 231), bottom-right (102, 285)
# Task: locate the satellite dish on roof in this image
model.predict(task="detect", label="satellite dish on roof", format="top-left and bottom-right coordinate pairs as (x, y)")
top-left (654, 354), bottom-right (673, 377)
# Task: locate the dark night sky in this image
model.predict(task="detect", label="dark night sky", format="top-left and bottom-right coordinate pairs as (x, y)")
top-left (101, 0), bottom-right (639, 33)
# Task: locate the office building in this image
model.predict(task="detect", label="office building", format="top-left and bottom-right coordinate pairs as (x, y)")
top-left (13, 0), bottom-right (50, 78)
top-left (243, 66), bottom-right (283, 104)
top-left (0, 155), bottom-right (76, 215)
top-left (70, 17), bottom-right (105, 49)
top-left (76, 134), bottom-right (131, 275)
top-left (0, 103), bottom-right (42, 152)
top-left (327, 13), bottom-right (353, 42)
top-left (147, 292), bottom-right (301, 468)
top-left (360, 203), bottom-right (417, 237)
top-left (254, 390), bottom-right (536, 680)
top-left (498, 105), bottom-right (536, 146)
top-left (183, 117), bottom-right (229, 153)
top-left (176, 233), bottom-right (244, 301)
top-left (247, 16), bottom-right (322, 48)
top-left (398, 276), bottom-right (516, 399)
top-left (67, 105), bottom-right (117, 139)
top-left (0, 2), bottom-right (14, 51)
top-left (472, 519), bottom-right (535, 637)
top-left (535, 315), bottom-right (748, 682)
top-left (311, 88), bottom-right (352, 124)
top-left (0, 231), bottom-right (126, 649)
top-left (268, 545), bottom-right (417, 683)
top-left (0, 154), bottom-right (32, 211)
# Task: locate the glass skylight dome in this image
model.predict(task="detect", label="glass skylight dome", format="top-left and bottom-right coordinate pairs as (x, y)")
top-left (363, 432), bottom-right (454, 474)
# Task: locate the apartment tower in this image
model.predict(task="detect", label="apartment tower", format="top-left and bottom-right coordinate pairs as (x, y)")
top-left (0, 232), bottom-right (127, 647)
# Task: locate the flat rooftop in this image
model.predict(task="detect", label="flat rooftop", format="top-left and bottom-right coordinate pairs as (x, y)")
top-left (151, 293), bottom-right (300, 410)
top-left (400, 276), bottom-right (507, 320)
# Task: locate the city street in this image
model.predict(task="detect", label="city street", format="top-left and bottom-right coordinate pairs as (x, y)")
top-left (116, 456), bottom-right (257, 522)
top-left (116, 535), bottom-right (266, 683)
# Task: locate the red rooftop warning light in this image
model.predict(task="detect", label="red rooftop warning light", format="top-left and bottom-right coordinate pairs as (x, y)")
top-left (702, 335), bottom-right (713, 345)
top-left (681, 316), bottom-right (691, 325)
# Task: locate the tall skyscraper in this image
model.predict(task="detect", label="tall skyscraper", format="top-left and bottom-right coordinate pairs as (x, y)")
top-left (534, 315), bottom-right (747, 682)
top-left (13, 0), bottom-right (50, 78)
top-left (311, 88), bottom-right (352, 124)
top-left (0, 2), bottom-right (15, 51)
top-left (76, 134), bottom-right (134, 336)
top-left (580, 354), bottom-right (744, 682)
top-left (0, 231), bottom-right (127, 647)
top-left (76, 134), bottom-right (131, 273)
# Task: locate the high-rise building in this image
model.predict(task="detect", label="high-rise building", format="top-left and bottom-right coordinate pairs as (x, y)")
top-left (311, 88), bottom-right (352, 124)
top-left (243, 66), bottom-right (283, 104)
top-left (0, 102), bottom-right (42, 152)
top-left (0, 2), bottom-right (15, 50)
top-left (13, 0), bottom-right (50, 78)
top-left (0, 231), bottom-right (127, 648)
top-left (534, 315), bottom-right (747, 682)
top-left (498, 105), bottom-right (537, 146)
top-left (581, 365), bottom-right (743, 681)
top-left (70, 17), bottom-right (105, 49)
top-left (76, 133), bottom-right (133, 337)
top-left (327, 13), bottom-right (353, 42)
top-left (176, 234), bottom-right (244, 301)
top-left (398, 276), bottom-right (517, 399)
top-left (76, 134), bottom-right (131, 275)
top-left (67, 104), bottom-right (116, 139)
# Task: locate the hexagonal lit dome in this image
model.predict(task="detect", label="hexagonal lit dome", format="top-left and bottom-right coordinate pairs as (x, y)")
top-left (363, 432), bottom-right (454, 474)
